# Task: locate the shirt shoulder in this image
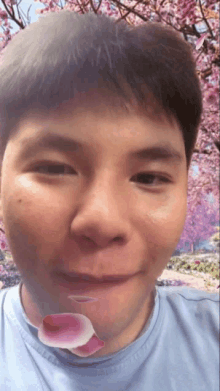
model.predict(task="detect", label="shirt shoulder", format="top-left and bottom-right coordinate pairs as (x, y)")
top-left (158, 285), bottom-right (219, 301)
top-left (0, 286), bottom-right (10, 309)
top-left (157, 286), bottom-right (219, 334)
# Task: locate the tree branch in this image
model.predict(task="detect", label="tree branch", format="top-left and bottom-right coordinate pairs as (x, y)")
top-left (75, 0), bottom-right (87, 14)
top-left (118, 0), bottom-right (144, 22)
top-left (113, 0), bottom-right (148, 22)
top-left (198, 0), bottom-right (214, 39)
top-left (214, 141), bottom-right (220, 152)
top-left (89, 0), bottom-right (99, 13)
top-left (1, 0), bottom-right (25, 29)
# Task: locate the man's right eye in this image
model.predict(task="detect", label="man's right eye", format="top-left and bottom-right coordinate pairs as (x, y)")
top-left (34, 163), bottom-right (76, 175)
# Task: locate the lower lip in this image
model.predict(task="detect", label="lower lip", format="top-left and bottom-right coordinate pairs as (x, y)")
top-left (54, 273), bottom-right (132, 293)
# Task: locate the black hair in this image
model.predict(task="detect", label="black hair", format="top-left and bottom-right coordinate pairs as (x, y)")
top-left (0, 10), bottom-right (202, 168)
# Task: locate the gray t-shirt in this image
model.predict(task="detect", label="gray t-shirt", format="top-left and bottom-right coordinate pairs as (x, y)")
top-left (0, 282), bottom-right (219, 391)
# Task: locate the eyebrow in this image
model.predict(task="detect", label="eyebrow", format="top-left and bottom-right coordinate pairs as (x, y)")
top-left (130, 145), bottom-right (183, 164)
top-left (20, 132), bottom-right (183, 164)
top-left (19, 133), bottom-right (82, 159)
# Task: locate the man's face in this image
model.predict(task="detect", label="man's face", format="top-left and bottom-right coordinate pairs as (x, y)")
top-left (0, 99), bottom-right (188, 356)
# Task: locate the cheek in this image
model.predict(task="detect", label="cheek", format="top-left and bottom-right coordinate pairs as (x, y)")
top-left (137, 192), bottom-right (187, 249)
top-left (4, 177), bottom-right (70, 230)
top-left (1, 180), bottom-right (72, 260)
top-left (135, 194), bottom-right (187, 279)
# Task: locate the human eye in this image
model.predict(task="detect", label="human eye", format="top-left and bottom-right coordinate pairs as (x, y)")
top-left (33, 162), bottom-right (77, 176)
top-left (130, 172), bottom-right (171, 187)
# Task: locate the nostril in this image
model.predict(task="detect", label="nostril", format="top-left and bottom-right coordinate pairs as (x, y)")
top-left (113, 237), bottom-right (121, 242)
top-left (85, 238), bottom-right (95, 246)
top-left (84, 236), bottom-right (93, 242)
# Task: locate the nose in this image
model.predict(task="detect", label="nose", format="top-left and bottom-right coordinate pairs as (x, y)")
top-left (70, 177), bottom-right (131, 249)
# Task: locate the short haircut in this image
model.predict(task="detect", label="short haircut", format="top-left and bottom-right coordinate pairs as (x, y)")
top-left (0, 10), bottom-right (202, 168)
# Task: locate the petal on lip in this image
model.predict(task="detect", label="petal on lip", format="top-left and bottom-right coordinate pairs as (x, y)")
top-left (38, 313), bottom-right (105, 357)
top-left (68, 295), bottom-right (99, 303)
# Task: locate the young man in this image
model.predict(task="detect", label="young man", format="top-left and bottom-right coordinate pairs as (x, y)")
top-left (0, 10), bottom-right (218, 391)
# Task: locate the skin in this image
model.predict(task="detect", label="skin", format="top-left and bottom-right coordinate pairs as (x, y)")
top-left (0, 96), bottom-right (188, 358)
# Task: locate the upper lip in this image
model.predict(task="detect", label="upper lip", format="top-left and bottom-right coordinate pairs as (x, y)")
top-left (59, 271), bottom-right (136, 283)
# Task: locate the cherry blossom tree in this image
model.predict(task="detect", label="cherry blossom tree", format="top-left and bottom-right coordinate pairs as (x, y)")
top-left (209, 225), bottom-right (220, 251)
top-left (176, 193), bottom-right (219, 253)
top-left (0, 0), bottom-right (219, 254)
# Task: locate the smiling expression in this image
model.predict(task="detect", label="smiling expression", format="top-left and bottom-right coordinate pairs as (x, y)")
top-left (0, 97), bottom-right (188, 357)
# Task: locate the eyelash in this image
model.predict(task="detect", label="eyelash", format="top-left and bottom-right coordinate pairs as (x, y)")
top-left (34, 163), bottom-right (76, 175)
top-left (33, 163), bottom-right (171, 186)
top-left (131, 173), bottom-right (170, 186)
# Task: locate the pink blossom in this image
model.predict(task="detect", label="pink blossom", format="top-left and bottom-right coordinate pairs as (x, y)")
top-left (0, 241), bottom-right (6, 250)
top-left (196, 34), bottom-right (208, 50)
top-left (0, 10), bottom-right (7, 19)
top-left (206, 90), bottom-right (219, 105)
top-left (38, 313), bottom-right (105, 357)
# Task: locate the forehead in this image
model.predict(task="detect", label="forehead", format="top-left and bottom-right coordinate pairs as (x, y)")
top-left (16, 84), bottom-right (176, 131)
top-left (15, 90), bottom-right (181, 139)
top-left (7, 84), bottom-right (183, 147)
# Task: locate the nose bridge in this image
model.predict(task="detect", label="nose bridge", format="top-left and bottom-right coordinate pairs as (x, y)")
top-left (71, 171), bottom-right (130, 247)
top-left (85, 172), bottom-right (121, 213)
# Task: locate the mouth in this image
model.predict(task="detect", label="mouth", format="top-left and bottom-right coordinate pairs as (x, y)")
top-left (53, 270), bottom-right (137, 291)
top-left (59, 271), bottom-right (134, 284)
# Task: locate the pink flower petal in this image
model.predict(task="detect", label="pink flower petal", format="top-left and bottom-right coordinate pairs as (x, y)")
top-left (196, 33), bottom-right (208, 50)
top-left (38, 313), bottom-right (105, 357)
top-left (69, 334), bottom-right (105, 357)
